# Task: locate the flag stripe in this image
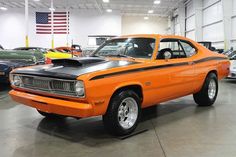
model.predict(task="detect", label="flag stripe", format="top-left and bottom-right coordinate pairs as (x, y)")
top-left (36, 28), bottom-right (69, 31)
top-left (37, 32), bottom-right (68, 34)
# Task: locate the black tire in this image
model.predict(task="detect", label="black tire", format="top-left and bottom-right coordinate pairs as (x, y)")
top-left (103, 90), bottom-right (141, 136)
top-left (193, 73), bottom-right (218, 106)
top-left (37, 110), bottom-right (65, 119)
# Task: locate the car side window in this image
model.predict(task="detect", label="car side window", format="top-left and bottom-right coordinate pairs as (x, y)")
top-left (179, 40), bottom-right (197, 57)
top-left (157, 39), bottom-right (186, 59)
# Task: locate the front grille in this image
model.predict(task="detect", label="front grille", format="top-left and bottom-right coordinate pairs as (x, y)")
top-left (19, 75), bottom-right (78, 97)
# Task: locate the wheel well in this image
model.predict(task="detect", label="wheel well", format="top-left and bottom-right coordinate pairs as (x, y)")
top-left (207, 70), bottom-right (218, 78)
top-left (111, 85), bottom-right (143, 102)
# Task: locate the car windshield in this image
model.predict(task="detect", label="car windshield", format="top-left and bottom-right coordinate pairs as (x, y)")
top-left (93, 38), bottom-right (156, 59)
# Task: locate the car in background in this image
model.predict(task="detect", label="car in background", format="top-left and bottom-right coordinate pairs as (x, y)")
top-left (0, 50), bottom-right (45, 83)
top-left (0, 61), bottom-right (29, 83)
top-left (14, 47), bottom-right (47, 52)
top-left (55, 44), bottom-right (82, 56)
top-left (198, 41), bottom-right (224, 53)
top-left (225, 51), bottom-right (236, 78)
top-left (14, 47), bottom-right (72, 64)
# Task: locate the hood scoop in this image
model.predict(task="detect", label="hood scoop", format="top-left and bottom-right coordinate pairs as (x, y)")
top-left (52, 57), bottom-right (106, 67)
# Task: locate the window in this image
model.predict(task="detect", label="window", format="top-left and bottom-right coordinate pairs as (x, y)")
top-left (94, 38), bottom-right (156, 59)
top-left (157, 39), bottom-right (186, 59)
top-left (179, 40), bottom-right (197, 57)
top-left (157, 39), bottom-right (197, 60)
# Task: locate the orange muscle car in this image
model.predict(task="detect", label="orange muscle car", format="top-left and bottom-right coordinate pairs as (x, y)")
top-left (55, 45), bottom-right (82, 56)
top-left (9, 35), bottom-right (230, 136)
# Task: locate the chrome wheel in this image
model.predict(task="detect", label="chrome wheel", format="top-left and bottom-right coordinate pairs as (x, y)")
top-left (118, 97), bottom-right (138, 129)
top-left (208, 79), bottom-right (216, 100)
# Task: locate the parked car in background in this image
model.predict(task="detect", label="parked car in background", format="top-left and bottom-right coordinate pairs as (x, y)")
top-left (198, 41), bottom-right (224, 53)
top-left (55, 44), bottom-right (82, 56)
top-left (0, 50), bottom-right (45, 83)
top-left (9, 35), bottom-right (229, 136)
top-left (14, 47), bottom-right (47, 52)
top-left (0, 61), bottom-right (28, 83)
top-left (14, 47), bottom-right (72, 64)
top-left (224, 51), bottom-right (236, 78)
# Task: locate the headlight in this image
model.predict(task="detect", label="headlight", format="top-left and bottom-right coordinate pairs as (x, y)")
top-left (10, 74), bottom-right (22, 87)
top-left (75, 81), bottom-right (85, 97)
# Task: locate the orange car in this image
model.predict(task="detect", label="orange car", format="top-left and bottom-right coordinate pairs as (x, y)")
top-left (9, 34), bottom-right (229, 136)
top-left (55, 45), bottom-right (82, 56)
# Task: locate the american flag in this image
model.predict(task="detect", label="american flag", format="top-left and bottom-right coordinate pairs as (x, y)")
top-left (36, 12), bottom-right (69, 34)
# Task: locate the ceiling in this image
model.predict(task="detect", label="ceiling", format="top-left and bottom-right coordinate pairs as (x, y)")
top-left (0, 0), bottom-right (184, 16)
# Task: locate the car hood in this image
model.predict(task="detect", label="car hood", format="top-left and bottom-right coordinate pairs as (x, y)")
top-left (12, 57), bottom-right (139, 79)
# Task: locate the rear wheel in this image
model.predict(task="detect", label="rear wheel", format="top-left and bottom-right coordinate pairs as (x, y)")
top-left (103, 90), bottom-right (141, 136)
top-left (37, 110), bottom-right (65, 118)
top-left (193, 73), bottom-right (218, 106)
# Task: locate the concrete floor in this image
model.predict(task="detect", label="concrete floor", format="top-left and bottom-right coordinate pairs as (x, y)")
top-left (0, 80), bottom-right (236, 157)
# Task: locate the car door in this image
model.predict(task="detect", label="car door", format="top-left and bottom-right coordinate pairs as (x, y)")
top-left (155, 38), bottom-right (197, 100)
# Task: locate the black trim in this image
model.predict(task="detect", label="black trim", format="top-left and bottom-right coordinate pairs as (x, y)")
top-left (90, 56), bottom-right (228, 81)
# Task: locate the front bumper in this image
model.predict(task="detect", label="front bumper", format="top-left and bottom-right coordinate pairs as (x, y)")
top-left (9, 90), bottom-right (93, 118)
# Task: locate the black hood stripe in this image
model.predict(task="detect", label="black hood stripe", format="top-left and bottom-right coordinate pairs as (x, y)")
top-left (12, 60), bottom-right (139, 80)
top-left (90, 56), bottom-right (228, 80)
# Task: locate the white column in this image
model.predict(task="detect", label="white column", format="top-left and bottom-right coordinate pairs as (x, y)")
top-left (222, 0), bottom-right (233, 50)
top-left (178, 2), bottom-right (186, 36)
top-left (25, 0), bottom-right (29, 47)
top-left (194, 0), bottom-right (203, 42)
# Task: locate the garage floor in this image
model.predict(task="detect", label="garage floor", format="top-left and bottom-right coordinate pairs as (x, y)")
top-left (0, 80), bottom-right (236, 157)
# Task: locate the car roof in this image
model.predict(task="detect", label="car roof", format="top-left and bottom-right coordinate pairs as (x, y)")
top-left (114, 34), bottom-right (194, 41)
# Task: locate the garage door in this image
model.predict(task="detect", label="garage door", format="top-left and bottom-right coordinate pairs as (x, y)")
top-left (232, 0), bottom-right (236, 47)
top-left (202, 0), bottom-right (224, 48)
top-left (185, 0), bottom-right (195, 40)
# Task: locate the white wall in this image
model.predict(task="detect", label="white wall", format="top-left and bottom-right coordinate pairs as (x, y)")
top-left (121, 16), bottom-right (168, 35)
top-left (0, 9), bottom-right (121, 49)
top-left (202, 0), bottom-right (224, 48)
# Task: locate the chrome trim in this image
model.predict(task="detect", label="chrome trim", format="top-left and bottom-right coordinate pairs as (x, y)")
top-left (11, 74), bottom-right (85, 98)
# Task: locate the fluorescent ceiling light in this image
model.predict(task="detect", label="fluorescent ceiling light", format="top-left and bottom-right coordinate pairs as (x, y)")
top-left (103, 0), bottom-right (109, 3)
top-left (49, 7), bottom-right (55, 11)
top-left (106, 9), bottom-right (112, 13)
top-left (33, 0), bottom-right (40, 2)
top-left (144, 16), bottom-right (149, 20)
top-left (154, 0), bottom-right (161, 4)
top-left (148, 10), bottom-right (154, 14)
top-left (0, 7), bottom-right (7, 11)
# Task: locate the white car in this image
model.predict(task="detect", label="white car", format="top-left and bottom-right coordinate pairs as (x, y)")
top-left (228, 54), bottom-right (236, 78)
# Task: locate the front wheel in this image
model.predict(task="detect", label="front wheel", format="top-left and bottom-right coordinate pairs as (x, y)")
top-left (103, 90), bottom-right (141, 136)
top-left (193, 73), bottom-right (218, 106)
